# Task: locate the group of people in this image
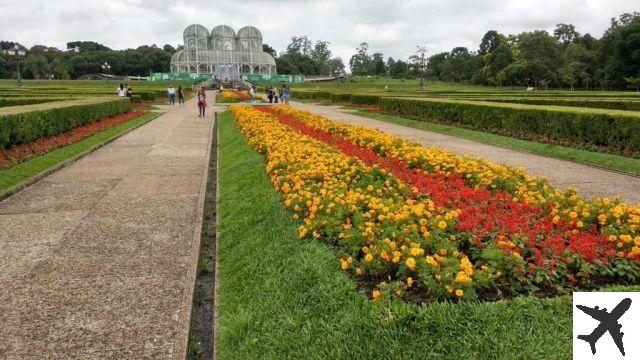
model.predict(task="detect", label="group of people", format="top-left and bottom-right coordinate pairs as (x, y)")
top-left (116, 84), bottom-right (133, 97)
top-left (163, 83), bottom-right (293, 118)
top-left (266, 85), bottom-right (291, 105)
top-left (167, 85), bottom-right (186, 106)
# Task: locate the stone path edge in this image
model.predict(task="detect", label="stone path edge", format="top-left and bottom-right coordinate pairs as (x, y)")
top-left (352, 109), bottom-right (640, 180)
top-left (172, 112), bottom-right (216, 360)
top-left (0, 112), bottom-right (160, 203)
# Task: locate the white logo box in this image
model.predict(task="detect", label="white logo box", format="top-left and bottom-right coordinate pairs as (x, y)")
top-left (573, 292), bottom-right (640, 359)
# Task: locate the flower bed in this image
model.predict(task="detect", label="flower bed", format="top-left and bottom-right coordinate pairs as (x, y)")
top-left (0, 110), bottom-right (146, 170)
top-left (218, 90), bottom-right (249, 103)
top-left (230, 105), bottom-right (640, 303)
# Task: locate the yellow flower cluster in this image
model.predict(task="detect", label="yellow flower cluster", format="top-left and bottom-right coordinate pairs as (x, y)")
top-left (219, 90), bottom-right (249, 102)
top-left (270, 106), bottom-right (640, 257)
top-left (230, 105), bottom-right (484, 301)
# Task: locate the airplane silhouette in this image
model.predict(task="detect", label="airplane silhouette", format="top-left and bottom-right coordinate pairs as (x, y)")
top-left (576, 298), bottom-right (632, 356)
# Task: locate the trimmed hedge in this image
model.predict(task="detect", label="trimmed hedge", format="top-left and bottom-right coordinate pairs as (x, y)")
top-left (379, 97), bottom-right (640, 155)
top-left (350, 94), bottom-right (381, 105)
top-left (0, 97), bottom-right (131, 149)
top-left (0, 98), bottom-right (61, 108)
top-left (329, 93), bottom-right (353, 102)
top-left (130, 95), bottom-right (142, 104)
top-left (293, 91), bottom-right (332, 100)
top-left (482, 98), bottom-right (640, 111)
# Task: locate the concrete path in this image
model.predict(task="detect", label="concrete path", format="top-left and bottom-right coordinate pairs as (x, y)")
top-left (292, 102), bottom-right (640, 204)
top-left (0, 98), bottom-right (214, 358)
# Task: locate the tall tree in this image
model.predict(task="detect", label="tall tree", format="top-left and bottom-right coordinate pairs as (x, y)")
top-left (349, 42), bottom-right (371, 76)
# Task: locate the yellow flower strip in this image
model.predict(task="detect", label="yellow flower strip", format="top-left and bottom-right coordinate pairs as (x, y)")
top-left (230, 105), bottom-right (486, 302)
top-left (271, 106), bottom-right (640, 254)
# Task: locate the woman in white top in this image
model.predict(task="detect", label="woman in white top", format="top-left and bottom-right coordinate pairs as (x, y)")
top-left (117, 84), bottom-right (127, 97)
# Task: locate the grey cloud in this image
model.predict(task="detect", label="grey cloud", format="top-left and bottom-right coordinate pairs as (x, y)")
top-left (0, 0), bottom-right (637, 64)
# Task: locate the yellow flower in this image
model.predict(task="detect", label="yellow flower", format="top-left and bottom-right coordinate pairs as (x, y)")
top-left (407, 277), bottom-right (414, 287)
top-left (405, 257), bottom-right (417, 271)
top-left (364, 253), bottom-right (374, 262)
top-left (340, 261), bottom-right (348, 270)
top-left (372, 290), bottom-right (381, 299)
top-left (455, 289), bottom-right (464, 297)
top-left (438, 221), bottom-right (447, 230)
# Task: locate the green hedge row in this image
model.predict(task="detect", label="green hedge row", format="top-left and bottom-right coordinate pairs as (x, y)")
top-left (130, 95), bottom-right (142, 103)
top-left (0, 98), bottom-right (61, 108)
top-left (329, 93), bottom-right (353, 102)
top-left (0, 98), bottom-right (131, 149)
top-left (293, 90), bottom-right (332, 100)
top-left (482, 98), bottom-right (640, 111)
top-left (350, 94), bottom-right (381, 105)
top-left (379, 97), bottom-right (640, 154)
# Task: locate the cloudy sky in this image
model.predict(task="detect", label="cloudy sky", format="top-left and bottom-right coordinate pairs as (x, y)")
top-left (0, 0), bottom-right (637, 63)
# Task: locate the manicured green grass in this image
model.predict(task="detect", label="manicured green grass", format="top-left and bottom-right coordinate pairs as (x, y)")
top-left (353, 110), bottom-right (640, 176)
top-left (0, 112), bottom-right (159, 197)
top-left (217, 111), bottom-right (640, 359)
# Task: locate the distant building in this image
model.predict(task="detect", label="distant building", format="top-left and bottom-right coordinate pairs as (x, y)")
top-left (170, 24), bottom-right (277, 81)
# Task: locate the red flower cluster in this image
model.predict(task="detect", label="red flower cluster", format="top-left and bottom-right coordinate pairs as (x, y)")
top-left (257, 106), bottom-right (635, 294)
top-left (0, 110), bottom-right (146, 170)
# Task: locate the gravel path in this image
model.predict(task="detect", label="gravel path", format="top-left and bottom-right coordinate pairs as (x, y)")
top-left (0, 98), bottom-right (214, 358)
top-left (292, 102), bottom-right (640, 204)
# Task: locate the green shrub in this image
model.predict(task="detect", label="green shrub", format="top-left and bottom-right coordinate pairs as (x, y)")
top-left (294, 91), bottom-right (332, 100)
top-left (329, 93), bottom-right (353, 102)
top-left (136, 91), bottom-right (156, 101)
top-left (379, 97), bottom-right (640, 155)
top-left (0, 98), bottom-right (131, 149)
top-left (0, 98), bottom-right (61, 108)
top-left (483, 98), bottom-right (640, 111)
top-left (130, 95), bottom-right (142, 103)
top-left (350, 94), bottom-right (381, 105)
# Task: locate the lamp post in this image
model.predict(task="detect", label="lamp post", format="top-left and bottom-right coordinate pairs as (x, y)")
top-left (101, 62), bottom-right (111, 84)
top-left (3, 44), bottom-right (26, 87)
top-left (334, 69), bottom-right (341, 89)
top-left (416, 46), bottom-right (427, 91)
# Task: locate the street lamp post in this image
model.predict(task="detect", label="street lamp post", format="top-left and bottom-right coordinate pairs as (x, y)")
top-left (3, 45), bottom-right (26, 87)
top-left (334, 69), bottom-right (341, 89)
top-left (101, 62), bottom-right (111, 84)
top-left (416, 46), bottom-right (427, 91)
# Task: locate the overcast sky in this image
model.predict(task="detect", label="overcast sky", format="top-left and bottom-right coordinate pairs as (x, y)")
top-left (0, 0), bottom-right (637, 63)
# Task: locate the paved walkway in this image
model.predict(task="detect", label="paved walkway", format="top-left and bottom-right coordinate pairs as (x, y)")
top-left (0, 98), bottom-right (214, 358)
top-left (292, 102), bottom-right (640, 204)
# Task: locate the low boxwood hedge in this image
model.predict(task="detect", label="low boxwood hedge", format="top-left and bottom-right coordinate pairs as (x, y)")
top-left (379, 97), bottom-right (640, 155)
top-left (0, 97), bottom-right (131, 149)
top-left (130, 95), bottom-right (142, 103)
top-left (350, 94), bottom-right (381, 105)
top-left (293, 91), bottom-right (332, 100)
top-left (483, 98), bottom-right (640, 111)
top-left (329, 93), bottom-right (353, 102)
top-left (0, 98), bottom-right (61, 108)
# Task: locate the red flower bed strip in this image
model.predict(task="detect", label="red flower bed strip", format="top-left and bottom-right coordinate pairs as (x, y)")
top-left (0, 110), bottom-right (146, 170)
top-left (256, 106), bottom-right (628, 274)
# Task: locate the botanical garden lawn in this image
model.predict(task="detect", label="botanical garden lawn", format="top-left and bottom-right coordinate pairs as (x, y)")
top-left (352, 110), bottom-right (640, 176)
top-left (216, 110), bottom-right (640, 359)
top-left (0, 112), bottom-right (158, 197)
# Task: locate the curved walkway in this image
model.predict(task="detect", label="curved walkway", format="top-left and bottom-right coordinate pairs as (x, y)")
top-left (0, 98), bottom-right (214, 358)
top-left (292, 102), bottom-right (640, 204)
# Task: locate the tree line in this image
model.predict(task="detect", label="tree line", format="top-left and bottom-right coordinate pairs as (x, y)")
top-left (349, 12), bottom-right (640, 90)
top-left (0, 41), bottom-right (176, 79)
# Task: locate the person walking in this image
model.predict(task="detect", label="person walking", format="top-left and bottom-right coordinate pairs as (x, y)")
top-left (267, 87), bottom-right (274, 103)
top-left (248, 86), bottom-right (255, 102)
top-left (197, 87), bottom-right (207, 117)
top-left (177, 85), bottom-right (185, 106)
top-left (168, 85), bottom-right (176, 106)
top-left (282, 85), bottom-right (291, 106)
top-left (117, 83), bottom-right (127, 97)
top-left (126, 86), bottom-right (133, 98)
